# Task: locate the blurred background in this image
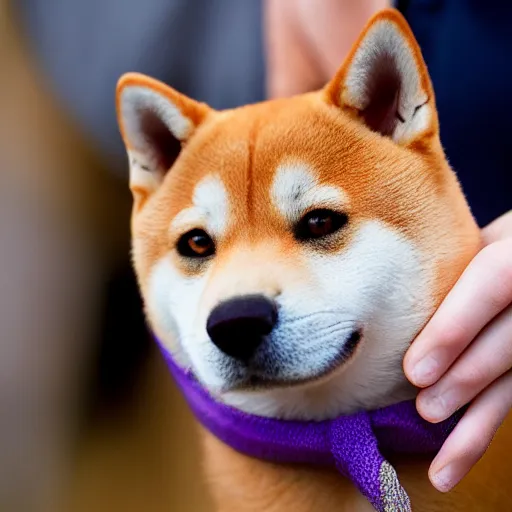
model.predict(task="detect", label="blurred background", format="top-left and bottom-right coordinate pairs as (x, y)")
top-left (3, 0), bottom-right (510, 511)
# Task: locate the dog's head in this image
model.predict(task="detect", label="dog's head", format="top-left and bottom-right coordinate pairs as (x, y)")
top-left (116, 10), bottom-right (480, 420)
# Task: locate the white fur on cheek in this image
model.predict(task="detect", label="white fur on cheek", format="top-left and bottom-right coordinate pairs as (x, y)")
top-left (222, 220), bottom-right (434, 420)
top-left (271, 163), bottom-right (348, 223)
top-left (143, 175), bottom-right (230, 386)
top-left (145, 256), bottom-right (209, 369)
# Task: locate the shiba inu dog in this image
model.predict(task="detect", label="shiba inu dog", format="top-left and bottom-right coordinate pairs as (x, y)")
top-left (116, 9), bottom-right (512, 511)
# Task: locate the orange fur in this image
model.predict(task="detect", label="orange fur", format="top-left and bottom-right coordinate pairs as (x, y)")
top-left (116, 8), bottom-right (511, 511)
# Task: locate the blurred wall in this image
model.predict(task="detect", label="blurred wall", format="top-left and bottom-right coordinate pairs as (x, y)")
top-left (0, 1), bottom-right (131, 509)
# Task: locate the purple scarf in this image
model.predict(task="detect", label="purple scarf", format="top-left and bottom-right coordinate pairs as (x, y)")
top-left (160, 346), bottom-right (460, 512)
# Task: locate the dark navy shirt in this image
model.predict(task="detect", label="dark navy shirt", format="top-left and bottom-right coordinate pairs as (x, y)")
top-left (398, 0), bottom-right (512, 226)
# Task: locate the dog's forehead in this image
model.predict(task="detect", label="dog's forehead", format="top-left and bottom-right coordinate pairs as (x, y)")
top-left (166, 99), bottom-right (355, 215)
top-left (159, 94), bottom-right (438, 239)
top-left (169, 161), bottom-right (349, 243)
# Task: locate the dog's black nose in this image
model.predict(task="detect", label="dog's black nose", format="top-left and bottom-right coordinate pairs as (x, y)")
top-left (206, 295), bottom-right (278, 362)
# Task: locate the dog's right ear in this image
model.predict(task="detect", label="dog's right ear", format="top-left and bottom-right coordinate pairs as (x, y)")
top-left (116, 73), bottom-right (213, 209)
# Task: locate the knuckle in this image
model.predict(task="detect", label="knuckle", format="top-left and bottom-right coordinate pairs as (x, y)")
top-left (482, 242), bottom-right (512, 286)
top-left (501, 259), bottom-right (512, 294)
top-left (494, 337), bottom-right (512, 370)
top-left (476, 243), bottom-right (512, 309)
top-left (467, 417), bottom-right (503, 462)
top-left (432, 319), bottom-right (467, 349)
top-left (451, 361), bottom-right (489, 390)
top-left (464, 436), bottom-right (490, 464)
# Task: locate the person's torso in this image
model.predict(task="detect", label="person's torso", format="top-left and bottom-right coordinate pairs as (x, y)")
top-left (398, 0), bottom-right (512, 226)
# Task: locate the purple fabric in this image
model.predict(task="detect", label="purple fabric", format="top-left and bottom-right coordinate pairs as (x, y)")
top-left (159, 346), bottom-right (461, 511)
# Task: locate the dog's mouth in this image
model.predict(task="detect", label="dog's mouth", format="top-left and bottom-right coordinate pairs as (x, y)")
top-left (229, 329), bottom-right (363, 392)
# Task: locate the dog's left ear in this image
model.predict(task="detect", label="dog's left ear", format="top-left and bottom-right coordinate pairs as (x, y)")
top-left (325, 9), bottom-right (437, 149)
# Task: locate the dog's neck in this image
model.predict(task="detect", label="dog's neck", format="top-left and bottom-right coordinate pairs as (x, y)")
top-left (201, 429), bottom-right (440, 512)
top-left (202, 428), bottom-right (375, 512)
top-left (162, 346), bottom-right (463, 511)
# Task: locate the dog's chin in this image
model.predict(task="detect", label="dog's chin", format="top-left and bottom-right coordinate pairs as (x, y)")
top-left (215, 329), bottom-right (363, 394)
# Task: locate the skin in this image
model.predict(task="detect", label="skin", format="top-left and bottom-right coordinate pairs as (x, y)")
top-left (265, 0), bottom-right (512, 493)
top-left (264, 0), bottom-right (390, 99)
top-left (405, 212), bottom-right (512, 491)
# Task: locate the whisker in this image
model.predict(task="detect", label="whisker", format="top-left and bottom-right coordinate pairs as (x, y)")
top-left (281, 310), bottom-right (353, 325)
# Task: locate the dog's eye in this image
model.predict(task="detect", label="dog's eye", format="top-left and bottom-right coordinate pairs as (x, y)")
top-left (295, 209), bottom-right (348, 240)
top-left (177, 229), bottom-right (215, 258)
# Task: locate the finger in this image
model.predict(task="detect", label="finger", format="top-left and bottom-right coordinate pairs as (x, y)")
top-left (404, 238), bottom-right (512, 387)
top-left (417, 304), bottom-right (512, 423)
top-left (482, 210), bottom-right (512, 245)
top-left (428, 370), bottom-right (512, 492)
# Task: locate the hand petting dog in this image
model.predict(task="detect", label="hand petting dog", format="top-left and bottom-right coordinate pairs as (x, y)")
top-left (404, 210), bottom-right (512, 492)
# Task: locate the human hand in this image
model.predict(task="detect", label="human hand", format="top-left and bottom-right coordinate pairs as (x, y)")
top-left (264, 0), bottom-right (389, 98)
top-left (404, 211), bottom-right (512, 492)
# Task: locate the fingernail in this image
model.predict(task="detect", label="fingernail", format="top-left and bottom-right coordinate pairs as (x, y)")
top-left (419, 388), bottom-right (459, 421)
top-left (431, 463), bottom-right (457, 492)
top-left (420, 391), bottom-right (451, 422)
top-left (410, 354), bottom-right (440, 386)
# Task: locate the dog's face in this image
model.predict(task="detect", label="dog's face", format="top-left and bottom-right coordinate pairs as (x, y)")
top-left (116, 10), bottom-right (480, 420)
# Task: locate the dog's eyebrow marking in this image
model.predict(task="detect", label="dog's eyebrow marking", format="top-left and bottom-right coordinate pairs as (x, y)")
top-left (171, 174), bottom-right (230, 236)
top-left (271, 162), bottom-right (348, 223)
